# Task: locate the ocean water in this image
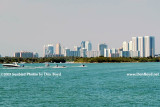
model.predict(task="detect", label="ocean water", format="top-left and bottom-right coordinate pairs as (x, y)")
top-left (0, 63), bottom-right (160, 107)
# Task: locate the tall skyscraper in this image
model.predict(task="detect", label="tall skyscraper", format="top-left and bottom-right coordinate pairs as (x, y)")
top-left (132, 37), bottom-right (138, 51)
top-left (104, 48), bottom-right (112, 57)
top-left (144, 36), bottom-right (155, 57)
top-left (128, 41), bottom-right (133, 51)
top-left (138, 37), bottom-right (144, 57)
top-left (98, 43), bottom-right (108, 56)
top-left (43, 44), bottom-right (54, 57)
top-left (61, 46), bottom-right (65, 55)
top-left (122, 41), bottom-right (128, 51)
top-left (56, 43), bottom-right (61, 55)
top-left (85, 41), bottom-right (92, 51)
top-left (127, 36), bottom-right (155, 57)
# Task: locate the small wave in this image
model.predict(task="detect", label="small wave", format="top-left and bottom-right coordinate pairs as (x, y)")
top-left (35, 67), bottom-right (45, 69)
top-left (2, 68), bottom-right (18, 69)
top-left (52, 66), bottom-right (67, 69)
top-left (71, 66), bottom-right (87, 68)
top-left (1, 67), bottom-right (36, 70)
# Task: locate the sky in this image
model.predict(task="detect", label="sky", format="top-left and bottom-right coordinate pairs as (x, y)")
top-left (0, 0), bottom-right (160, 57)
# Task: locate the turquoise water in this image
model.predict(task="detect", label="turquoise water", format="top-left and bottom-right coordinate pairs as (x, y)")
top-left (0, 63), bottom-right (160, 107)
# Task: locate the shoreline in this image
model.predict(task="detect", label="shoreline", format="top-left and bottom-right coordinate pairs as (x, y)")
top-left (0, 57), bottom-right (160, 64)
top-left (1, 61), bottom-right (158, 64)
top-left (73, 61), bottom-right (158, 64)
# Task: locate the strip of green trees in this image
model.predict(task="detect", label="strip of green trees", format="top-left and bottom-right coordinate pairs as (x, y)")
top-left (74, 57), bottom-right (160, 63)
top-left (0, 57), bottom-right (67, 63)
top-left (0, 57), bottom-right (160, 63)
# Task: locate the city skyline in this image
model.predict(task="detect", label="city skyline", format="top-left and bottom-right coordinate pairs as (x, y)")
top-left (0, 0), bottom-right (160, 56)
top-left (23, 36), bottom-right (155, 58)
top-left (0, 35), bottom-right (157, 57)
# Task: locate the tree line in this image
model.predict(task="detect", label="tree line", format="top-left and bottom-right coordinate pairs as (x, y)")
top-left (0, 57), bottom-right (160, 63)
top-left (74, 57), bottom-right (160, 63)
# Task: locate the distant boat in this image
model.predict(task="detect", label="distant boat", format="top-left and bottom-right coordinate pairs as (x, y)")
top-left (82, 64), bottom-right (85, 67)
top-left (66, 61), bottom-right (74, 63)
top-left (45, 62), bottom-right (50, 67)
top-left (80, 63), bottom-right (86, 67)
top-left (53, 64), bottom-right (66, 68)
top-left (20, 62), bottom-right (26, 64)
top-left (3, 62), bottom-right (20, 67)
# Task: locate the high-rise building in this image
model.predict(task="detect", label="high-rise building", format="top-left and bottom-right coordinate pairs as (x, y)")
top-left (130, 51), bottom-right (140, 57)
top-left (43, 44), bottom-right (54, 57)
top-left (98, 43), bottom-right (108, 56)
top-left (33, 52), bottom-right (39, 58)
top-left (132, 37), bottom-right (138, 51)
top-left (61, 46), bottom-right (65, 55)
top-left (85, 41), bottom-right (92, 51)
top-left (20, 51), bottom-right (33, 58)
top-left (138, 37), bottom-right (144, 57)
top-left (131, 37), bottom-right (140, 57)
top-left (86, 51), bottom-right (100, 57)
top-left (104, 49), bottom-right (112, 57)
top-left (74, 46), bottom-right (81, 51)
top-left (81, 41), bottom-right (85, 49)
top-left (64, 48), bottom-right (70, 57)
top-left (70, 51), bottom-right (80, 57)
top-left (56, 43), bottom-right (61, 55)
top-left (104, 48), bottom-right (119, 57)
top-left (120, 51), bottom-right (130, 57)
top-left (14, 52), bottom-right (20, 57)
top-left (122, 41), bottom-right (128, 51)
top-left (80, 48), bottom-right (87, 57)
top-left (144, 36), bottom-right (155, 57)
top-left (128, 41), bottom-right (133, 51)
top-left (123, 36), bottom-right (155, 58)
top-left (111, 48), bottom-right (119, 57)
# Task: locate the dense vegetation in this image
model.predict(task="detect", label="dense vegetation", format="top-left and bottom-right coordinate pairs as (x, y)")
top-left (0, 57), bottom-right (160, 63)
top-left (74, 57), bottom-right (160, 63)
top-left (0, 57), bottom-right (67, 63)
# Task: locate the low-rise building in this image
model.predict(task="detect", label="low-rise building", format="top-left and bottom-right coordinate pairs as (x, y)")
top-left (104, 48), bottom-right (119, 57)
top-left (64, 48), bottom-right (80, 57)
top-left (14, 52), bottom-right (20, 57)
top-left (43, 44), bottom-right (54, 57)
top-left (64, 48), bottom-right (70, 57)
top-left (119, 51), bottom-right (140, 57)
top-left (119, 51), bottom-right (130, 57)
top-left (130, 51), bottom-right (140, 57)
top-left (20, 51), bottom-right (34, 58)
top-left (80, 48), bottom-right (87, 57)
top-left (70, 51), bottom-right (80, 57)
top-left (33, 53), bottom-right (39, 58)
top-left (86, 51), bottom-right (100, 58)
top-left (111, 48), bottom-right (119, 57)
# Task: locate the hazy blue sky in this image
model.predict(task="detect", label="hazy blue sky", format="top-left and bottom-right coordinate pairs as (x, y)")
top-left (0, 0), bottom-right (160, 57)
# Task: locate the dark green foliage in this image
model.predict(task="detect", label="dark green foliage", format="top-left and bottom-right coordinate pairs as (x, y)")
top-left (0, 57), bottom-right (67, 64)
top-left (0, 57), bottom-right (160, 63)
top-left (74, 57), bottom-right (160, 63)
